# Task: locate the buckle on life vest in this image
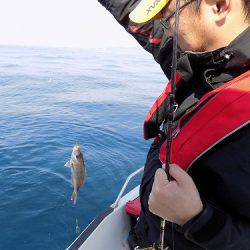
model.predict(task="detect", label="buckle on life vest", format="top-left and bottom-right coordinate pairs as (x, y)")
top-left (173, 103), bottom-right (178, 113)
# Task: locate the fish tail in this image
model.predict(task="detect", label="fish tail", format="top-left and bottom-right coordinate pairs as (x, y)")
top-left (71, 191), bottom-right (78, 204)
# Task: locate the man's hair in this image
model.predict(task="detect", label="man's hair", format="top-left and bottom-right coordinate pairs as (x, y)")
top-left (187, 0), bottom-right (201, 13)
top-left (189, 0), bottom-right (250, 22)
top-left (242, 0), bottom-right (250, 21)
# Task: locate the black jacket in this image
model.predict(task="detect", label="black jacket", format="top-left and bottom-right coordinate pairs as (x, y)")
top-left (98, 0), bottom-right (250, 248)
top-left (98, 0), bottom-right (173, 77)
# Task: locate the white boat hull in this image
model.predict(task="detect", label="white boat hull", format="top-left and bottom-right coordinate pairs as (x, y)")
top-left (67, 186), bottom-right (140, 250)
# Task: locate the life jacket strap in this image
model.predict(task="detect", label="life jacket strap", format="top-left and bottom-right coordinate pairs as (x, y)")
top-left (143, 72), bottom-right (182, 140)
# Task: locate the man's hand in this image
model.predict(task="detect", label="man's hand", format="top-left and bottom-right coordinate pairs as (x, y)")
top-left (148, 164), bottom-right (203, 226)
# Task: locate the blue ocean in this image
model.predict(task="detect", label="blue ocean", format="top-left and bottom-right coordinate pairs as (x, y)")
top-left (0, 45), bottom-right (166, 249)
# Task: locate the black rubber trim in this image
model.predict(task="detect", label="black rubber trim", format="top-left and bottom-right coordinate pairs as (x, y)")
top-left (68, 206), bottom-right (114, 250)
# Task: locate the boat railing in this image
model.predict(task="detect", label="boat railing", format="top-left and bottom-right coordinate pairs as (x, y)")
top-left (112, 166), bottom-right (144, 208)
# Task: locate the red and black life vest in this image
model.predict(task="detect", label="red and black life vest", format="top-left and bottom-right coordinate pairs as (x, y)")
top-left (126, 71), bottom-right (249, 217)
top-left (157, 71), bottom-right (250, 171)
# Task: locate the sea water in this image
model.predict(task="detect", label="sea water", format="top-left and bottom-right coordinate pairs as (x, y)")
top-left (0, 45), bottom-right (166, 249)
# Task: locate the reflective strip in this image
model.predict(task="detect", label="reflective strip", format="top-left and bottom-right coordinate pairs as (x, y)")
top-left (187, 120), bottom-right (250, 172)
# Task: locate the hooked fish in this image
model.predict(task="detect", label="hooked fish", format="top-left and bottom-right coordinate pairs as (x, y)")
top-left (65, 144), bottom-right (86, 204)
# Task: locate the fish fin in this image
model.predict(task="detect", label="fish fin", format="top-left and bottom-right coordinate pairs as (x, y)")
top-left (71, 191), bottom-right (78, 204)
top-left (65, 160), bottom-right (71, 168)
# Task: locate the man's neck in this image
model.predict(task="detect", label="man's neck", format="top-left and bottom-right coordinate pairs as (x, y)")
top-left (207, 24), bottom-right (250, 51)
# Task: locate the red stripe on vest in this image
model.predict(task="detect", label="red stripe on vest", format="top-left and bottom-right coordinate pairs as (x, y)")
top-left (144, 72), bottom-right (182, 122)
top-left (159, 71), bottom-right (250, 171)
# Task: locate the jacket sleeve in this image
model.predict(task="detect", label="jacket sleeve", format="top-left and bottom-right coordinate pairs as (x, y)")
top-left (179, 125), bottom-right (250, 249)
top-left (179, 202), bottom-right (250, 249)
top-left (97, 0), bottom-right (173, 77)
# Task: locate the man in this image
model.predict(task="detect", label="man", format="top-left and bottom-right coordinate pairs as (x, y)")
top-left (98, 0), bottom-right (250, 249)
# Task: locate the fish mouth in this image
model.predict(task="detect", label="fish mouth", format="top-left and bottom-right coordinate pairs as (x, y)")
top-left (72, 144), bottom-right (82, 161)
top-left (73, 149), bottom-right (81, 161)
top-left (73, 150), bottom-right (80, 156)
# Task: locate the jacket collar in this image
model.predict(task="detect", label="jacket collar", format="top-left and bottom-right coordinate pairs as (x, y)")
top-left (176, 27), bottom-right (250, 101)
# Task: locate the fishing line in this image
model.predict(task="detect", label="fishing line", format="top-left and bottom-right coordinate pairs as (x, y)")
top-left (159, 0), bottom-right (181, 249)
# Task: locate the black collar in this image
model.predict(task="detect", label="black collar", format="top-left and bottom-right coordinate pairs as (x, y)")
top-left (176, 27), bottom-right (250, 101)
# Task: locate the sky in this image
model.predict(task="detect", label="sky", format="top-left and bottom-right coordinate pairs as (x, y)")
top-left (0, 0), bottom-right (138, 48)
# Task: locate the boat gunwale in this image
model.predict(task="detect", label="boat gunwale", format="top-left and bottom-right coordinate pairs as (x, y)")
top-left (67, 167), bottom-right (144, 249)
top-left (67, 206), bottom-right (114, 250)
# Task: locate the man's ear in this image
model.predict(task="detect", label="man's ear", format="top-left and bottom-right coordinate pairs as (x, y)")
top-left (212, 0), bottom-right (231, 26)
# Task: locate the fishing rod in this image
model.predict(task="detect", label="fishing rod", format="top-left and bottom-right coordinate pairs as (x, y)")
top-left (159, 0), bottom-right (181, 249)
